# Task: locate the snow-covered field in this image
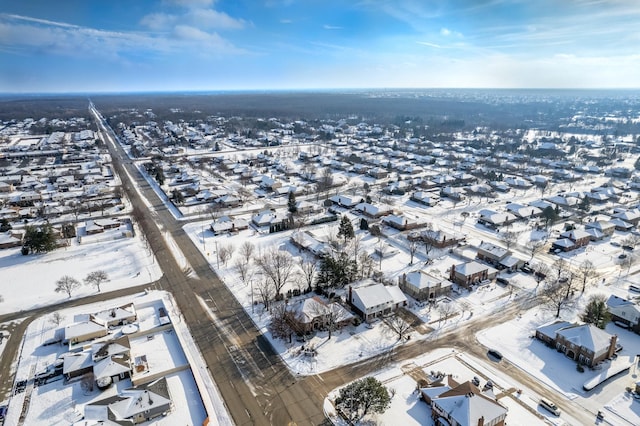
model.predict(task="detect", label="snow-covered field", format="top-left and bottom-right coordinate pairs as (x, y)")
top-left (0, 227), bottom-right (162, 315)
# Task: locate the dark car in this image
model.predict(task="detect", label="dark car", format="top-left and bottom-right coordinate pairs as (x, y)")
top-left (0, 405), bottom-right (7, 421)
top-left (496, 277), bottom-right (510, 286)
top-left (521, 265), bottom-right (534, 274)
top-left (487, 349), bottom-right (503, 361)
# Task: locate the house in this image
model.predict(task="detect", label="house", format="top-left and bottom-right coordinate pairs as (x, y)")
top-left (90, 304), bottom-right (137, 328)
top-left (290, 296), bottom-right (354, 333)
top-left (559, 229), bottom-right (591, 248)
top-left (290, 231), bottom-right (331, 257)
top-left (476, 242), bottom-right (509, 265)
top-left (505, 203), bottom-right (542, 219)
top-left (354, 202), bottom-right (393, 218)
top-left (606, 295), bottom-right (640, 333)
top-left (535, 321), bottom-right (618, 366)
top-left (423, 379), bottom-right (508, 426)
top-left (348, 284), bottom-right (407, 322)
top-left (612, 209), bottom-right (640, 226)
top-left (449, 261), bottom-right (498, 288)
top-left (328, 194), bottom-right (360, 208)
top-left (382, 214), bottom-right (424, 231)
top-left (85, 220), bottom-right (105, 235)
top-left (475, 242), bottom-right (524, 272)
top-left (551, 238), bottom-right (577, 252)
top-left (0, 231), bottom-right (22, 249)
top-left (64, 320), bottom-right (108, 345)
top-left (399, 271), bottom-right (452, 301)
top-left (84, 377), bottom-right (172, 424)
top-left (93, 353), bottom-right (132, 387)
top-left (408, 228), bottom-right (465, 248)
top-left (63, 351), bottom-right (94, 380)
top-left (610, 218), bottom-right (634, 231)
top-left (210, 216), bottom-right (249, 235)
top-left (251, 209), bottom-right (290, 230)
top-left (410, 191), bottom-right (439, 207)
top-left (477, 210), bottom-right (517, 229)
top-left (585, 220), bottom-right (616, 237)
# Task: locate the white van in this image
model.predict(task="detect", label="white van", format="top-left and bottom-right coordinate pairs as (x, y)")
top-left (540, 399), bottom-right (561, 416)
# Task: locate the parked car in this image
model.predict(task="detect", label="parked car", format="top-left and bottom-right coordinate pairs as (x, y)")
top-left (487, 349), bottom-right (503, 361)
top-left (540, 399), bottom-right (561, 416)
top-left (623, 245), bottom-right (634, 251)
top-left (630, 285), bottom-right (640, 293)
top-left (521, 265), bottom-right (534, 274)
top-left (0, 405), bottom-right (7, 420)
top-left (496, 277), bottom-right (510, 285)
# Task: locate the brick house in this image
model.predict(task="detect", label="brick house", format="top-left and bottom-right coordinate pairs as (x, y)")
top-left (421, 378), bottom-right (507, 426)
top-left (399, 271), bottom-right (452, 302)
top-left (535, 321), bottom-right (618, 366)
top-left (449, 261), bottom-right (498, 289)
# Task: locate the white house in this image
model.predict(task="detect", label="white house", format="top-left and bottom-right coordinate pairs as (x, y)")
top-left (348, 284), bottom-right (407, 322)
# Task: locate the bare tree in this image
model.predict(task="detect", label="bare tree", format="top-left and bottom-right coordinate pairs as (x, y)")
top-left (576, 260), bottom-right (598, 293)
top-left (255, 248), bottom-right (296, 299)
top-left (552, 257), bottom-right (569, 278)
top-left (49, 311), bottom-right (65, 326)
top-left (408, 239), bottom-right (419, 265)
top-left (437, 302), bottom-right (454, 326)
top-left (268, 302), bottom-right (299, 343)
top-left (358, 252), bottom-right (375, 279)
top-left (539, 275), bottom-right (576, 318)
top-left (299, 257), bottom-right (318, 292)
top-left (84, 270), bottom-right (109, 292)
top-left (55, 275), bottom-right (81, 298)
top-left (254, 277), bottom-right (276, 310)
top-left (500, 231), bottom-right (520, 250)
top-left (384, 315), bottom-right (412, 340)
top-left (421, 224), bottom-right (438, 260)
top-left (218, 244), bottom-right (234, 266)
top-left (239, 241), bottom-right (255, 265)
top-left (233, 258), bottom-right (253, 285)
top-left (526, 239), bottom-right (545, 261)
top-left (310, 299), bottom-right (352, 339)
top-left (532, 262), bottom-right (550, 286)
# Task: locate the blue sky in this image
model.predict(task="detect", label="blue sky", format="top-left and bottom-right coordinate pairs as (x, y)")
top-left (1, 0), bottom-right (640, 93)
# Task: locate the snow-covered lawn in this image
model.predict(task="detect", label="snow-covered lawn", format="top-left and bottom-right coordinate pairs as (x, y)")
top-left (0, 228), bottom-right (161, 315)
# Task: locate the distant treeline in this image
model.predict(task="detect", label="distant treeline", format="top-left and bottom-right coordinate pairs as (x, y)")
top-left (1, 90), bottom-right (640, 135)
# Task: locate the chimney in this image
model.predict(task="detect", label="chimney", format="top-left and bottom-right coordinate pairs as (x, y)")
top-left (607, 334), bottom-right (618, 359)
top-left (450, 265), bottom-right (455, 281)
top-left (477, 416), bottom-right (485, 426)
top-left (348, 286), bottom-right (353, 303)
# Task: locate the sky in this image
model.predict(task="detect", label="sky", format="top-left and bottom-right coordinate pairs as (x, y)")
top-left (1, 0), bottom-right (640, 93)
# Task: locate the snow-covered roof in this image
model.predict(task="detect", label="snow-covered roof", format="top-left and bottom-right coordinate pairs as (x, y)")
top-left (556, 323), bottom-right (613, 353)
top-left (405, 271), bottom-right (452, 291)
top-left (93, 353), bottom-right (131, 380)
top-left (432, 381), bottom-right (507, 426)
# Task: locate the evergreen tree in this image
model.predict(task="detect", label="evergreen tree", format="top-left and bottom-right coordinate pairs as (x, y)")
top-left (581, 294), bottom-right (611, 329)
top-left (287, 191), bottom-right (297, 214)
top-left (24, 224), bottom-right (57, 253)
top-left (0, 218), bottom-right (11, 232)
top-left (337, 215), bottom-right (355, 243)
top-left (335, 377), bottom-right (391, 423)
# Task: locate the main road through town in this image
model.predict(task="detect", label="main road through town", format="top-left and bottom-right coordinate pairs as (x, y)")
top-left (90, 104), bottom-right (599, 426)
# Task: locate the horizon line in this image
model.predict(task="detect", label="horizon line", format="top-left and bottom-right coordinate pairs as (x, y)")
top-left (2, 87), bottom-right (640, 97)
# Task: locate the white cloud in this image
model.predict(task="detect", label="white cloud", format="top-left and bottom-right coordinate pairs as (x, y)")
top-left (163, 0), bottom-right (215, 8)
top-left (140, 7), bottom-right (246, 31)
top-left (440, 28), bottom-right (451, 36)
top-left (417, 41), bottom-right (442, 48)
top-left (0, 13), bottom-right (243, 60)
top-left (280, 19), bottom-right (293, 24)
top-left (323, 24), bottom-right (343, 30)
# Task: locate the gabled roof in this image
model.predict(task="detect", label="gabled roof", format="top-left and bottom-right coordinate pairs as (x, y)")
top-left (432, 381), bottom-right (507, 426)
top-left (94, 353), bottom-right (131, 380)
top-left (405, 270), bottom-right (452, 290)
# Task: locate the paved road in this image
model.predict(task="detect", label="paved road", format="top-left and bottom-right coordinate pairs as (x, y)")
top-left (92, 105), bottom-right (326, 425)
